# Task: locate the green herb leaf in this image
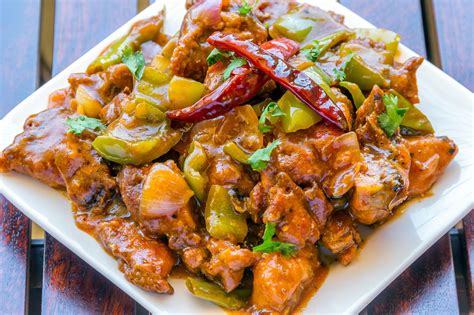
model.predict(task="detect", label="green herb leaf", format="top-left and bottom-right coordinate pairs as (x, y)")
top-left (333, 67), bottom-right (346, 81)
top-left (333, 52), bottom-right (356, 81)
top-left (223, 57), bottom-right (247, 81)
top-left (207, 48), bottom-right (233, 66)
top-left (253, 223), bottom-right (298, 257)
top-left (248, 139), bottom-right (280, 171)
top-left (258, 101), bottom-right (285, 133)
top-left (239, 0), bottom-right (259, 15)
top-left (121, 46), bottom-right (145, 80)
top-left (66, 116), bottom-right (106, 135)
top-left (305, 40), bottom-right (322, 62)
top-left (378, 94), bottom-right (408, 137)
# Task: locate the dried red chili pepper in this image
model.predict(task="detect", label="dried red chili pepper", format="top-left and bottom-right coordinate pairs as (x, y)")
top-left (208, 32), bottom-right (349, 131)
top-left (166, 37), bottom-right (299, 123)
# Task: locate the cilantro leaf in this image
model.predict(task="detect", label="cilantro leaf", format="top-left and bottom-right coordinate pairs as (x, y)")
top-left (333, 52), bottom-right (356, 81)
top-left (66, 116), bottom-right (105, 135)
top-left (258, 101), bottom-right (285, 133)
top-left (333, 67), bottom-right (346, 81)
top-left (121, 46), bottom-right (145, 80)
top-left (207, 48), bottom-right (233, 66)
top-left (305, 40), bottom-right (322, 62)
top-left (239, 0), bottom-right (259, 15)
top-left (253, 223), bottom-right (298, 257)
top-left (248, 139), bottom-right (281, 171)
top-left (223, 57), bottom-right (247, 80)
top-left (378, 94), bottom-right (408, 137)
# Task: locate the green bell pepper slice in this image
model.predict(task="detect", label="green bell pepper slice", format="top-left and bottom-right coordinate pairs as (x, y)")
top-left (205, 185), bottom-right (248, 243)
top-left (343, 54), bottom-right (390, 91)
top-left (92, 112), bottom-right (181, 165)
top-left (339, 81), bottom-right (366, 108)
top-left (186, 277), bottom-right (250, 310)
top-left (87, 13), bottom-right (164, 74)
top-left (277, 90), bottom-right (322, 133)
top-left (354, 28), bottom-right (400, 55)
top-left (388, 89), bottom-right (434, 134)
top-left (223, 142), bottom-right (250, 165)
top-left (183, 141), bottom-right (208, 201)
top-left (269, 4), bottom-right (353, 46)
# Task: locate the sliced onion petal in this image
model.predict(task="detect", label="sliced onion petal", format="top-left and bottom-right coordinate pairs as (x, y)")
top-left (140, 163), bottom-right (194, 218)
top-left (191, 0), bottom-right (222, 25)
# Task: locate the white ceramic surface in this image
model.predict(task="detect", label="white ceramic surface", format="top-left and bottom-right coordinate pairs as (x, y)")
top-left (1, 1), bottom-right (473, 314)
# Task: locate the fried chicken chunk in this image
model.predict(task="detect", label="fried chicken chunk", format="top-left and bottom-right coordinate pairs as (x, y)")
top-left (251, 246), bottom-right (320, 313)
top-left (97, 218), bottom-right (175, 293)
top-left (405, 136), bottom-right (458, 197)
top-left (351, 86), bottom-right (411, 224)
top-left (171, 0), bottom-right (267, 81)
top-left (321, 211), bottom-right (361, 265)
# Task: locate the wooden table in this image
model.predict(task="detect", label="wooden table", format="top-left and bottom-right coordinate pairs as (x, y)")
top-left (0, 0), bottom-right (472, 313)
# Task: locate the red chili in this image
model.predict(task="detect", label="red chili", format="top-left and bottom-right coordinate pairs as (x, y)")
top-left (208, 32), bottom-right (349, 131)
top-left (166, 37), bottom-right (299, 123)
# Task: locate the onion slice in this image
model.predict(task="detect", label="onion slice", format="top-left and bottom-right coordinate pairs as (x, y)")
top-left (140, 162), bottom-right (194, 218)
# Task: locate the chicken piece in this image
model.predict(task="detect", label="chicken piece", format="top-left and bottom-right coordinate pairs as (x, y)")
top-left (201, 238), bottom-right (256, 292)
top-left (170, 0), bottom-right (267, 81)
top-left (389, 56), bottom-right (424, 104)
top-left (117, 161), bottom-right (200, 249)
top-left (321, 211), bottom-right (361, 265)
top-left (304, 182), bottom-right (333, 229)
top-left (351, 86), bottom-right (411, 224)
top-left (55, 132), bottom-right (117, 212)
top-left (351, 150), bottom-right (409, 225)
top-left (99, 92), bottom-right (130, 125)
top-left (189, 105), bottom-right (263, 195)
top-left (271, 123), bottom-right (340, 186)
top-left (251, 246), bottom-right (319, 313)
top-left (405, 136), bottom-right (458, 197)
top-left (262, 172), bottom-right (320, 246)
top-left (1, 106), bottom-right (118, 212)
top-left (0, 107), bottom-right (69, 187)
top-left (97, 218), bottom-right (175, 293)
top-left (68, 63), bottom-right (133, 114)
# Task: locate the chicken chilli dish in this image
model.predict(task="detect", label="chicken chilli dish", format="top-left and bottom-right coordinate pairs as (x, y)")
top-left (0, 0), bottom-right (458, 313)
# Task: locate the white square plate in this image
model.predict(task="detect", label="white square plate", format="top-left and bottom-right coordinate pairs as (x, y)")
top-left (1, 0), bottom-right (473, 313)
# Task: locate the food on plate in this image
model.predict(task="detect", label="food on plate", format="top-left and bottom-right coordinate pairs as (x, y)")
top-left (0, 0), bottom-right (458, 313)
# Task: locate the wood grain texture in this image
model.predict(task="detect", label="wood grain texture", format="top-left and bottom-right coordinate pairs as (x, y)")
top-left (42, 237), bottom-right (135, 314)
top-left (341, 1), bottom-right (461, 313)
top-left (42, 0), bottom-right (138, 313)
top-left (0, 0), bottom-right (41, 117)
top-left (432, 0), bottom-right (473, 307)
top-left (0, 1), bottom-right (40, 313)
top-left (432, 0), bottom-right (473, 91)
top-left (340, 0), bottom-right (427, 57)
top-left (367, 235), bottom-right (459, 314)
top-left (462, 211), bottom-right (474, 307)
top-left (0, 195), bottom-right (31, 314)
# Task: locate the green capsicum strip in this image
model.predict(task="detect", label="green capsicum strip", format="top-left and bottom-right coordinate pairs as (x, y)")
top-left (339, 81), bottom-right (366, 108)
top-left (388, 89), bottom-right (434, 134)
top-left (205, 185), bottom-right (248, 243)
top-left (186, 277), bottom-right (250, 310)
top-left (183, 141), bottom-right (209, 201)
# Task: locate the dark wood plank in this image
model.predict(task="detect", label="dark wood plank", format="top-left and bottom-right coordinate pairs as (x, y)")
top-left (0, 1), bottom-right (41, 313)
top-left (367, 235), bottom-right (459, 314)
top-left (0, 195), bottom-right (31, 314)
top-left (340, 0), bottom-right (427, 57)
top-left (432, 0), bottom-right (473, 308)
top-left (432, 0), bottom-right (473, 91)
top-left (340, 1), bottom-right (461, 313)
top-left (0, 0), bottom-right (41, 117)
top-left (42, 0), bottom-right (138, 313)
top-left (462, 211), bottom-right (474, 307)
